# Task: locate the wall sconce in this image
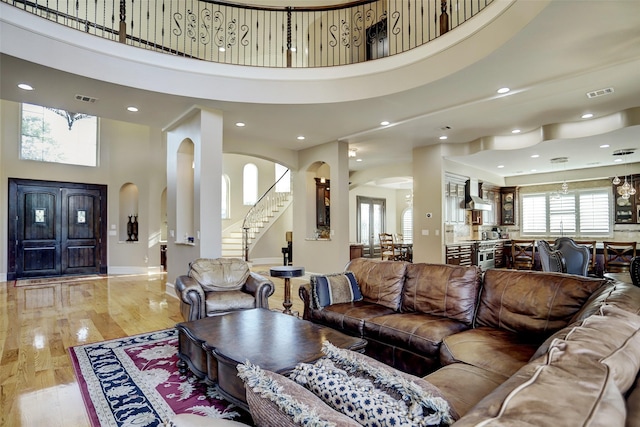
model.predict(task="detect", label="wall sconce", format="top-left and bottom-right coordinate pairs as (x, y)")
top-left (320, 177), bottom-right (326, 184)
top-left (348, 148), bottom-right (358, 158)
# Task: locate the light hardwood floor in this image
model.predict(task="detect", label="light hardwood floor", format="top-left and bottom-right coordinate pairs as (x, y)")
top-left (0, 268), bottom-right (307, 427)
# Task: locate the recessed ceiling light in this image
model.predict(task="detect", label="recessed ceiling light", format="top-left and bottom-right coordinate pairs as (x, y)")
top-left (600, 144), bottom-right (610, 148)
top-left (356, 158), bottom-right (362, 162)
top-left (614, 158), bottom-right (623, 163)
top-left (531, 154), bottom-right (539, 158)
top-left (380, 121), bottom-right (390, 126)
top-left (497, 165), bottom-right (505, 169)
top-left (497, 87), bottom-right (510, 94)
top-left (127, 106), bottom-right (139, 112)
top-left (581, 113), bottom-right (594, 119)
top-left (235, 122), bottom-right (246, 127)
top-left (512, 129), bottom-right (521, 134)
top-left (18, 83), bottom-right (34, 91)
top-left (531, 169), bottom-right (537, 172)
top-left (297, 136), bottom-right (305, 140)
top-left (439, 136), bottom-right (448, 140)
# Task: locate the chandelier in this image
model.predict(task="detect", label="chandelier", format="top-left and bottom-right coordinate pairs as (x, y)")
top-left (612, 149), bottom-right (637, 200)
top-left (550, 157), bottom-right (569, 199)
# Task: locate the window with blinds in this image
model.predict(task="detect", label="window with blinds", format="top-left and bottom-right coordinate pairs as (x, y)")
top-left (521, 188), bottom-right (611, 236)
top-left (402, 207), bottom-right (413, 243)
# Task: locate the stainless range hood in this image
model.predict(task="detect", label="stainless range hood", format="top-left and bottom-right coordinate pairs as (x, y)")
top-left (465, 179), bottom-right (492, 211)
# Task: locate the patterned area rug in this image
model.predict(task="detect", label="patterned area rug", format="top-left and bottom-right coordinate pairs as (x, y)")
top-left (69, 329), bottom-right (253, 426)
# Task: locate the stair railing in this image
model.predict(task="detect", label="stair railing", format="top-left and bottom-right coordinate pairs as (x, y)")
top-left (242, 169), bottom-right (291, 261)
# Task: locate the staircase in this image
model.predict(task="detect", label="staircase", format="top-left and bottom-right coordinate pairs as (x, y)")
top-left (221, 170), bottom-right (291, 260)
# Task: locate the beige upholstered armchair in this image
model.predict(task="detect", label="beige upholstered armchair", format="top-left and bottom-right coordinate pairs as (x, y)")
top-left (174, 258), bottom-right (275, 321)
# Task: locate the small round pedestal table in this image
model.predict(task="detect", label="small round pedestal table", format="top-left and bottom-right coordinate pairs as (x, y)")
top-left (269, 266), bottom-right (305, 315)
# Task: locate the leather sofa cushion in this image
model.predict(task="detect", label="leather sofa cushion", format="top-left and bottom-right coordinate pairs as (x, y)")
top-left (475, 269), bottom-right (605, 335)
top-left (425, 363), bottom-right (507, 418)
top-left (402, 263), bottom-right (482, 325)
top-left (306, 301), bottom-right (396, 337)
top-left (346, 258), bottom-right (407, 311)
top-left (188, 258), bottom-right (250, 292)
top-left (363, 312), bottom-right (469, 358)
top-left (454, 305), bottom-right (640, 426)
top-left (570, 281), bottom-right (640, 324)
top-left (628, 376), bottom-right (640, 427)
top-left (205, 290), bottom-right (256, 313)
top-left (440, 327), bottom-right (540, 378)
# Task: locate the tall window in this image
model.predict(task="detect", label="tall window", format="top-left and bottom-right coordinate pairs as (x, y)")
top-left (401, 207), bottom-right (413, 243)
top-left (20, 103), bottom-right (98, 166)
top-left (221, 174), bottom-right (230, 219)
top-left (243, 163), bottom-right (258, 205)
top-left (521, 188), bottom-right (610, 236)
top-left (275, 163), bottom-right (290, 193)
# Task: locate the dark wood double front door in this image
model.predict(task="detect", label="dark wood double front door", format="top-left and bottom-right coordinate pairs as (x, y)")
top-left (8, 179), bottom-right (107, 280)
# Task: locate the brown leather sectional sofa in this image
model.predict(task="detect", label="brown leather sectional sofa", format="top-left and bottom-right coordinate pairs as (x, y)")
top-left (298, 257), bottom-right (640, 425)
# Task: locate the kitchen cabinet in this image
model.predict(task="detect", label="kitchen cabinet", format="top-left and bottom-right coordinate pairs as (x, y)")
top-left (613, 174), bottom-right (639, 224)
top-left (446, 244), bottom-right (472, 266)
top-left (445, 174), bottom-right (467, 224)
top-left (500, 187), bottom-right (517, 226)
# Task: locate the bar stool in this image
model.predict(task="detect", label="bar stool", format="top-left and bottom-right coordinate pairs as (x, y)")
top-left (511, 240), bottom-right (536, 270)
top-left (603, 241), bottom-right (637, 273)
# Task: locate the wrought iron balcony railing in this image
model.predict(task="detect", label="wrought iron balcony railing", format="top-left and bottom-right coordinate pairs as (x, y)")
top-left (4, 0), bottom-right (492, 67)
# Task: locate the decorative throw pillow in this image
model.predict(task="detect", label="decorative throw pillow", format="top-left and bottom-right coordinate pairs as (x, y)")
top-left (289, 343), bottom-right (455, 427)
top-left (237, 361), bottom-right (345, 427)
top-left (290, 359), bottom-right (416, 426)
top-left (311, 272), bottom-right (363, 308)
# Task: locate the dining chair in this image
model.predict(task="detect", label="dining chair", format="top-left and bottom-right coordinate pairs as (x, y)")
top-left (554, 237), bottom-right (591, 276)
top-left (379, 233), bottom-right (402, 261)
top-left (511, 240), bottom-right (536, 270)
top-left (603, 241), bottom-right (637, 273)
top-left (393, 233), bottom-right (409, 261)
top-left (572, 240), bottom-right (597, 276)
top-left (538, 240), bottom-right (564, 273)
top-left (631, 257), bottom-right (639, 287)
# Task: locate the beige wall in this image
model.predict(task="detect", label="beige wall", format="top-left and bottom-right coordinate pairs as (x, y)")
top-left (348, 185), bottom-right (399, 244)
top-left (0, 100), bottom-right (166, 279)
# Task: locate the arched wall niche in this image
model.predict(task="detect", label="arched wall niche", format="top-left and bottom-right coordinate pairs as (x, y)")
top-left (119, 182), bottom-right (139, 242)
top-left (176, 138), bottom-right (195, 243)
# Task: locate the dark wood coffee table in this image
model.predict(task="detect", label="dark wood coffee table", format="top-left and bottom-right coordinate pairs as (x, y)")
top-left (176, 308), bottom-right (367, 410)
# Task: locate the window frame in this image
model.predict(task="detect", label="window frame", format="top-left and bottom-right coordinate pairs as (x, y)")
top-left (520, 187), bottom-right (612, 238)
top-left (20, 103), bottom-right (99, 167)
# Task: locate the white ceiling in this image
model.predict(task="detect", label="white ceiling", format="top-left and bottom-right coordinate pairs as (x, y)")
top-left (1, 0), bottom-right (639, 187)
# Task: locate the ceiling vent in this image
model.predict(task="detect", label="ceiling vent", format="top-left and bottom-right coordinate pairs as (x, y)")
top-left (75, 94), bottom-right (98, 103)
top-left (586, 87), bottom-right (614, 99)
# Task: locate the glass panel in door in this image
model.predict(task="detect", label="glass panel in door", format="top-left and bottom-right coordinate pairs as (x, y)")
top-left (357, 196), bottom-right (386, 257)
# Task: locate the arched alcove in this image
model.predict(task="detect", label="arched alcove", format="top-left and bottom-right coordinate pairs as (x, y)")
top-left (307, 161), bottom-right (331, 239)
top-left (119, 183), bottom-right (139, 242)
top-left (176, 139), bottom-right (195, 243)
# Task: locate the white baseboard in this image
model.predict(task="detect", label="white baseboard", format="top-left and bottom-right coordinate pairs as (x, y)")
top-left (108, 266), bottom-right (164, 275)
top-left (166, 281), bottom-right (178, 299)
